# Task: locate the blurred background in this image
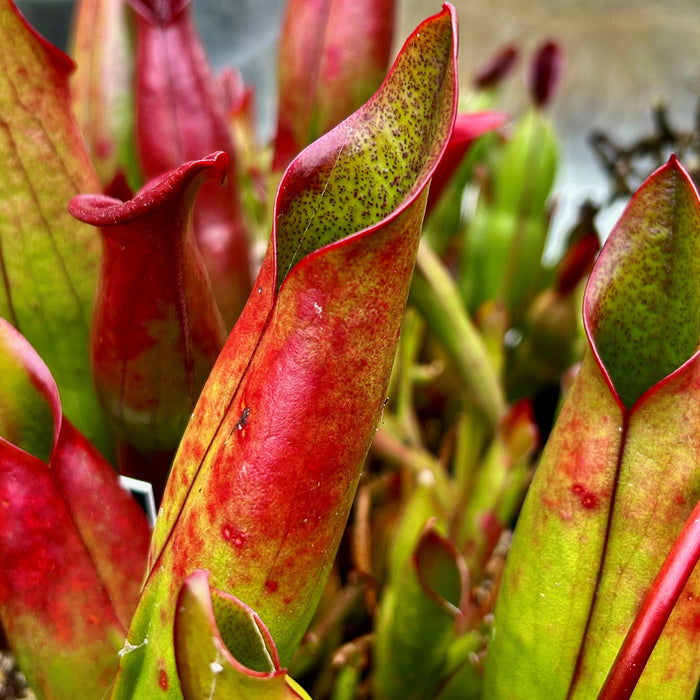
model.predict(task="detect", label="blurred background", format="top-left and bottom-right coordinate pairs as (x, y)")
top-left (14, 0), bottom-right (700, 249)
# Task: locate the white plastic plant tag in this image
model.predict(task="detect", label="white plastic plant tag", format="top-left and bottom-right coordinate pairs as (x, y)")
top-left (119, 475), bottom-right (157, 528)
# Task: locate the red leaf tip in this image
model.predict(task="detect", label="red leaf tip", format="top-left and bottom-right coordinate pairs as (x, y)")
top-left (69, 151), bottom-right (229, 226)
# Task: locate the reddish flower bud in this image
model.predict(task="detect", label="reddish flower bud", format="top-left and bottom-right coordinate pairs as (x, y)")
top-left (529, 40), bottom-right (563, 108)
top-left (473, 44), bottom-right (519, 90)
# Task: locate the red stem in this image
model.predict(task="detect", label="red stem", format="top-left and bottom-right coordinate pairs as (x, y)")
top-left (598, 498), bottom-right (700, 700)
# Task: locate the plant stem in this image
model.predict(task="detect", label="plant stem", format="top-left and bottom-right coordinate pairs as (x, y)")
top-left (598, 498), bottom-right (700, 700)
top-left (410, 239), bottom-right (505, 429)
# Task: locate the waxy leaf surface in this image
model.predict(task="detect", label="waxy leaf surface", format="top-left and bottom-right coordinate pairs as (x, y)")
top-left (0, 313), bottom-right (58, 462)
top-left (374, 522), bottom-right (468, 700)
top-left (273, 0), bottom-right (396, 170)
top-left (0, 0), bottom-right (109, 453)
top-left (110, 5), bottom-right (457, 697)
top-left (129, 0), bottom-right (251, 325)
top-left (0, 318), bottom-right (150, 700)
top-left (69, 153), bottom-right (227, 496)
top-left (483, 156), bottom-right (700, 699)
top-left (599, 497), bottom-right (700, 699)
top-left (70, 0), bottom-right (138, 188)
